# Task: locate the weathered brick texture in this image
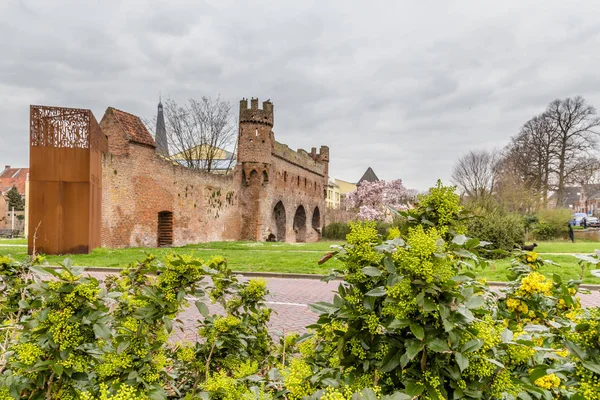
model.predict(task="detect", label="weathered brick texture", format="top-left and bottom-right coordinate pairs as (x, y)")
top-left (100, 97), bottom-right (328, 248)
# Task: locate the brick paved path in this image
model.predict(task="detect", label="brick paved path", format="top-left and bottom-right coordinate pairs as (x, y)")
top-left (86, 272), bottom-right (600, 340)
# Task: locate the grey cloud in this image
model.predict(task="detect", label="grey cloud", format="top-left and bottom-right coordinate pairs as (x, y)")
top-left (2, 0), bottom-right (600, 191)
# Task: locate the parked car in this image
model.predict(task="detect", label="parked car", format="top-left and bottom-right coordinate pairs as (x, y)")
top-left (586, 216), bottom-right (600, 228)
top-left (571, 213), bottom-right (587, 226)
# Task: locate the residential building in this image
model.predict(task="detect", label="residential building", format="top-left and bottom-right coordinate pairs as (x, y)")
top-left (169, 144), bottom-right (236, 173)
top-left (326, 180), bottom-right (341, 209)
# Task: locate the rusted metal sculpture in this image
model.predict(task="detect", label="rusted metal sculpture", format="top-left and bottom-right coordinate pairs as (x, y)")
top-left (28, 106), bottom-right (107, 255)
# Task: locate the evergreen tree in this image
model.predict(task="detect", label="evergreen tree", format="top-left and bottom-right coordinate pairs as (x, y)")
top-left (5, 186), bottom-right (24, 211)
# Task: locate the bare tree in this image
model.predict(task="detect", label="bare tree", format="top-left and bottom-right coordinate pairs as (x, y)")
top-left (500, 113), bottom-right (558, 206)
top-left (545, 96), bottom-right (600, 206)
top-left (149, 96), bottom-right (237, 173)
top-left (451, 150), bottom-right (498, 201)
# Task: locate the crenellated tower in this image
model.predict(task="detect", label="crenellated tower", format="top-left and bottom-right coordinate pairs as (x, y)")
top-left (238, 98), bottom-right (274, 240)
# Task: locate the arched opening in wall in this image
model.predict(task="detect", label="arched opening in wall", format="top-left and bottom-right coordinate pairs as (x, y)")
top-left (262, 170), bottom-right (269, 184)
top-left (293, 205), bottom-right (307, 243)
top-left (250, 169), bottom-right (259, 184)
top-left (312, 206), bottom-right (321, 236)
top-left (157, 211), bottom-right (173, 247)
top-left (272, 201), bottom-right (286, 242)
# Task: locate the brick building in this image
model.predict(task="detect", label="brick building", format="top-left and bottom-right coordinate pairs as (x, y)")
top-left (99, 97), bottom-right (329, 248)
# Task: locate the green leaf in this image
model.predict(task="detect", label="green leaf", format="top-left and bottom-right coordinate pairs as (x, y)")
top-left (309, 302), bottom-right (339, 315)
top-left (501, 329), bottom-right (514, 343)
top-left (387, 319), bottom-right (411, 330)
top-left (575, 323), bottom-right (590, 332)
top-left (365, 287), bottom-right (387, 297)
top-left (361, 267), bottom-right (382, 277)
top-left (466, 295), bottom-right (484, 309)
top-left (423, 296), bottom-right (436, 312)
top-left (452, 235), bottom-right (468, 245)
top-left (380, 351), bottom-right (402, 373)
top-left (404, 381), bottom-right (425, 397)
top-left (382, 393), bottom-right (412, 400)
top-left (426, 338), bottom-right (449, 353)
top-left (117, 340), bottom-right (130, 354)
top-left (93, 323), bottom-right (110, 340)
top-left (384, 257), bottom-right (396, 274)
top-left (461, 339), bottom-right (483, 353)
top-left (455, 352), bottom-right (469, 372)
top-left (196, 301), bottom-right (209, 317)
top-left (528, 366), bottom-right (549, 383)
top-left (410, 324), bottom-right (425, 340)
top-left (552, 273), bottom-right (562, 284)
top-left (406, 342), bottom-right (424, 361)
top-left (581, 361), bottom-right (600, 375)
top-left (52, 364), bottom-right (63, 377)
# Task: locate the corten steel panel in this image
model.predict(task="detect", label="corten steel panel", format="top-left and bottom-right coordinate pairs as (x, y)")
top-left (28, 105), bottom-right (106, 255)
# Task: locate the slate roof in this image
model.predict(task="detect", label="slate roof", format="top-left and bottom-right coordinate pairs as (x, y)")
top-left (549, 184), bottom-right (600, 208)
top-left (109, 107), bottom-right (156, 148)
top-left (358, 167), bottom-right (379, 185)
top-left (0, 167), bottom-right (29, 195)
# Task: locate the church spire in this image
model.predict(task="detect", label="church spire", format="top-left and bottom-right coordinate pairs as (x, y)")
top-left (155, 95), bottom-right (169, 156)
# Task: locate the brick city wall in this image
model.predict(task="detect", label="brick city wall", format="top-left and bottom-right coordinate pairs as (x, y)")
top-left (99, 98), bottom-right (328, 248)
top-left (102, 146), bottom-right (241, 248)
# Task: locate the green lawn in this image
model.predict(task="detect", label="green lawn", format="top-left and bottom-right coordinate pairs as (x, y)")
top-left (2, 240), bottom-right (600, 284)
top-left (0, 242), bottom-right (345, 275)
top-left (0, 238), bottom-right (27, 245)
top-left (535, 241), bottom-right (600, 254)
top-left (483, 255), bottom-right (600, 285)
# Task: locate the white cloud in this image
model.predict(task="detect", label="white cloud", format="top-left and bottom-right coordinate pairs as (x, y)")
top-left (1, 0), bottom-right (600, 190)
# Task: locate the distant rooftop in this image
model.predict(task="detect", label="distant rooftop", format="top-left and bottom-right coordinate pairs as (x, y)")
top-left (358, 167), bottom-right (379, 185)
top-left (0, 166), bottom-right (29, 194)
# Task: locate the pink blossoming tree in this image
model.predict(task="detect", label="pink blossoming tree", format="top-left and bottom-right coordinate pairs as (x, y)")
top-left (346, 179), bottom-right (418, 221)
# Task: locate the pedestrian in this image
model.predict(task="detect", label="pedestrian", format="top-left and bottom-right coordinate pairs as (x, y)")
top-left (568, 222), bottom-right (575, 243)
top-left (583, 217), bottom-right (588, 229)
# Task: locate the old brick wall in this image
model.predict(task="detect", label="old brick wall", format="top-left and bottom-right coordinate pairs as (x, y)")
top-left (102, 146), bottom-right (241, 248)
top-left (263, 154), bottom-right (327, 243)
top-left (99, 99), bottom-right (328, 248)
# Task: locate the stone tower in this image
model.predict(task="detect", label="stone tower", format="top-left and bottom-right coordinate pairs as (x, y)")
top-left (155, 97), bottom-right (169, 156)
top-left (238, 98), bottom-right (274, 240)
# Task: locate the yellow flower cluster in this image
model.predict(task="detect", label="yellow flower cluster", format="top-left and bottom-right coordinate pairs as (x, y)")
top-left (393, 226), bottom-right (452, 283)
top-left (97, 353), bottom-right (133, 378)
top-left (13, 342), bottom-right (44, 365)
top-left (80, 383), bottom-right (149, 400)
top-left (506, 297), bottom-right (529, 314)
top-left (576, 366), bottom-right (600, 400)
top-left (241, 278), bottom-right (267, 301)
top-left (176, 344), bottom-right (196, 363)
top-left (283, 359), bottom-right (313, 400)
top-left (213, 315), bottom-right (241, 333)
top-left (364, 313), bottom-right (383, 335)
top-left (387, 226), bottom-right (401, 240)
top-left (518, 272), bottom-right (553, 296)
top-left (47, 308), bottom-right (85, 350)
top-left (534, 373), bottom-right (561, 389)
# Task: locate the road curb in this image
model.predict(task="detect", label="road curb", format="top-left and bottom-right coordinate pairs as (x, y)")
top-left (46, 266), bottom-right (600, 289)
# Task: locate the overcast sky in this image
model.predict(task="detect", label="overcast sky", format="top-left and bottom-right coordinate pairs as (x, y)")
top-left (2, 0), bottom-right (600, 190)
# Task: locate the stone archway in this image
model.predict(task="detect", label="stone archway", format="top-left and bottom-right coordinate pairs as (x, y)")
top-left (272, 201), bottom-right (286, 242)
top-left (293, 205), bottom-right (307, 243)
top-left (312, 206), bottom-right (321, 237)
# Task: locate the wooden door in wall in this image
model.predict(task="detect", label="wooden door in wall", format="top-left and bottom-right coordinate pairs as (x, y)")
top-left (157, 211), bottom-right (173, 247)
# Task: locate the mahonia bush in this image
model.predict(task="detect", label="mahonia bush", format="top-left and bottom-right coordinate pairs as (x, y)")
top-left (2, 181), bottom-right (600, 399)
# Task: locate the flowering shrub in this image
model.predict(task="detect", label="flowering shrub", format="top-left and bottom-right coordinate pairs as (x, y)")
top-left (2, 181), bottom-right (600, 399)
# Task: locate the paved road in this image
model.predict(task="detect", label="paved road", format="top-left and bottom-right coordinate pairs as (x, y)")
top-left (81, 271), bottom-right (600, 340)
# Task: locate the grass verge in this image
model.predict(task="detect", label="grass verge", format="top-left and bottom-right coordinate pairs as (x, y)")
top-left (2, 241), bottom-right (600, 284)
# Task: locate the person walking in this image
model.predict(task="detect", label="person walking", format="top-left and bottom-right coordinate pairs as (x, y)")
top-left (583, 217), bottom-right (588, 229)
top-left (568, 222), bottom-right (575, 243)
